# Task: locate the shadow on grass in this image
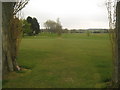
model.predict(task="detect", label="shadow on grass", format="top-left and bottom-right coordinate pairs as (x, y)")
top-left (2, 80), bottom-right (8, 86)
top-left (3, 66), bottom-right (32, 86)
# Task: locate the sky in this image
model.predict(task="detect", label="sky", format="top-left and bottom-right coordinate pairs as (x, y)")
top-left (22, 0), bottom-right (109, 29)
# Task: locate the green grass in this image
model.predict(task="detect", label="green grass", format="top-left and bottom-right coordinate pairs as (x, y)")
top-left (3, 33), bottom-right (113, 88)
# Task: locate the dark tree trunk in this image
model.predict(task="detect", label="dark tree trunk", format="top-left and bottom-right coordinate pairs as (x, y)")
top-left (114, 1), bottom-right (120, 87)
top-left (0, 1), bottom-right (2, 89)
top-left (2, 2), bottom-right (20, 75)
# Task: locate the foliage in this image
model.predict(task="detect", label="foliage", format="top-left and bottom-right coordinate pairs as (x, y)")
top-left (32, 18), bottom-right (40, 34)
top-left (22, 19), bottom-right (32, 36)
top-left (21, 16), bottom-right (40, 36)
top-left (27, 16), bottom-right (33, 23)
top-left (26, 16), bottom-right (40, 36)
top-left (63, 28), bottom-right (69, 33)
top-left (44, 20), bottom-right (57, 33)
top-left (44, 18), bottom-right (62, 36)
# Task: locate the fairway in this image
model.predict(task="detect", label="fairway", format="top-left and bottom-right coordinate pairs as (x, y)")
top-left (3, 33), bottom-right (113, 88)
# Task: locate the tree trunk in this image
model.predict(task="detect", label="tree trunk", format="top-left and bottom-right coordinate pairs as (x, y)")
top-left (114, 1), bottom-right (120, 87)
top-left (117, 1), bottom-right (120, 87)
top-left (2, 2), bottom-right (20, 75)
top-left (0, 1), bottom-right (2, 89)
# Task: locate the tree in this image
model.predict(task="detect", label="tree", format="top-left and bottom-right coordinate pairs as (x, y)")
top-left (63, 28), bottom-right (69, 33)
top-left (44, 20), bottom-right (57, 33)
top-left (26, 16), bottom-right (40, 35)
top-left (44, 19), bottom-right (62, 35)
top-left (27, 16), bottom-right (33, 24)
top-left (2, 1), bottom-right (29, 74)
top-left (114, 1), bottom-right (120, 87)
top-left (56, 18), bottom-right (62, 36)
top-left (32, 18), bottom-right (40, 35)
top-left (26, 16), bottom-right (34, 35)
top-left (106, 0), bottom-right (120, 87)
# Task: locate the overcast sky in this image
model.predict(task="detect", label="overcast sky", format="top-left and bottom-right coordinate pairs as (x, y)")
top-left (22, 0), bottom-right (109, 29)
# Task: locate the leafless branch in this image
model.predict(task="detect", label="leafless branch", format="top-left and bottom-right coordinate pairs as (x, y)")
top-left (13, 0), bottom-right (29, 15)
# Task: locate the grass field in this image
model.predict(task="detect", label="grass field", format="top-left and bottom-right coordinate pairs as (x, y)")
top-left (3, 33), bottom-right (113, 88)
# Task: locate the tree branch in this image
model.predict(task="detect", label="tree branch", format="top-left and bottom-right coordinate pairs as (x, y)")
top-left (13, 0), bottom-right (29, 15)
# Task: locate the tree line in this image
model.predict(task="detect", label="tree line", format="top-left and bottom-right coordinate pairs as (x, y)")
top-left (22, 17), bottom-right (63, 36)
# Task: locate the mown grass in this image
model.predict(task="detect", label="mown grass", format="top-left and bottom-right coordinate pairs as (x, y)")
top-left (3, 33), bottom-right (113, 88)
